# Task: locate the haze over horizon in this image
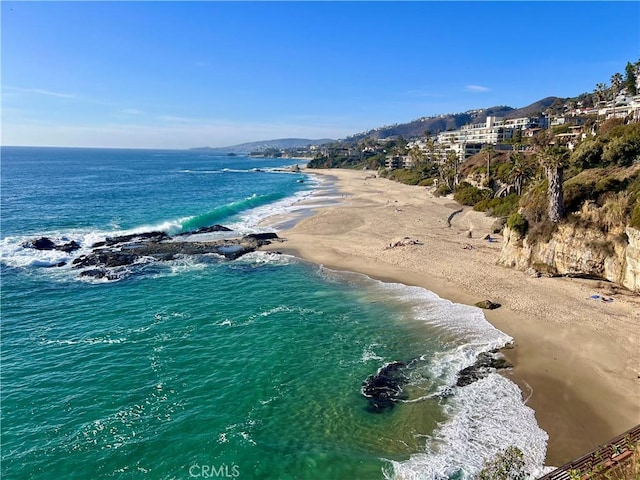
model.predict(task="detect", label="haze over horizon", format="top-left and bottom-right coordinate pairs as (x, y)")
top-left (2, 1), bottom-right (639, 150)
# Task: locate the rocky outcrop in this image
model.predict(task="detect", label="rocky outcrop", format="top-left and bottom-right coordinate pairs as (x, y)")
top-left (456, 350), bottom-right (512, 387)
top-left (624, 226), bottom-right (640, 291)
top-left (22, 237), bottom-right (81, 253)
top-left (23, 227), bottom-right (280, 280)
top-left (361, 361), bottom-right (409, 413)
top-left (499, 224), bottom-right (640, 292)
top-left (475, 299), bottom-right (502, 310)
top-left (175, 225), bottom-right (233, 236)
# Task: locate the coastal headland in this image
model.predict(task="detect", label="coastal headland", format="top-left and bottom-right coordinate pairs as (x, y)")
top-left (262, 168), bottom-right (640, 467)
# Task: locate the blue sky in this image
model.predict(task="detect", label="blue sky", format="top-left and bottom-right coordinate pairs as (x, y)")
top-left (2, 1), bottom-right (639, 149)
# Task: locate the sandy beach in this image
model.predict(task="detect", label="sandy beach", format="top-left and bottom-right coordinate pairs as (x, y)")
top-left (264, 168), bottom-right (640, 467)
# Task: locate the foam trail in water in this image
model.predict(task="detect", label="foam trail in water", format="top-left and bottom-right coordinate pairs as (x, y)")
top-left (388, 374), bottom-right (548, 480)
top-left (229, 184), bottom-right (317, 233)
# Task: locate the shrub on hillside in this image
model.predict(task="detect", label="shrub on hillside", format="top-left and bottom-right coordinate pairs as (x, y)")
top-left (564, 167), bottom-right (638, 213)
top-left (419, 178), bottom-right (435, 187)
top-left (474, 194), bottom-right (520, 217)
top-left (564, 180), bottom-right (596, 213)
top-left (388, 168), bottom-right (422, 185)
top-left (506, 212), bottom-right (528, 236)
top-left (601, 135), bottom-right (640, 166)
top-left (599, 117), bottom-right (625, 136)
top-left (631, 202), bottom-right (640, 229)
top-left (519, 180), bottom-right (548, 225)
top-left (570, 139), bottom-right (604, 169)
top-left (434, 184), bottom-right (452, 197)
top-left (454, 182), bottom-right (492, 206)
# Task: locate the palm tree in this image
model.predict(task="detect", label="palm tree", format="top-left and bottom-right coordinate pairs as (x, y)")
top-left (594, 82), bottom-right (608, 105)
top-left (408, 145), bottom-right (426, 169)
top-left (481, 145), bottom-right (494, 185)
top-left (611, 73), bottom-right (623, 97)
top-left (508, 149), bottom-right (531, 196)
top-left (440, 150), bottom-right (458, 190)
top-left (625, 62), bottom-right (638, 96)
top-left (537, 145), bottom-right (570, 223)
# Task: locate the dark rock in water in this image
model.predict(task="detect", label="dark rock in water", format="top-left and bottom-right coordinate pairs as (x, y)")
top-left (78, 268), bottom-right (122, 281)
top-left (474, 299), bottom-right (501, 310)
top-left (92, 231), bottom-right (169, 248)
top-left (79, 269), bottom-right (107, 279)
top-left (57, 240), bottom-right (81, 253)
top-left (72, 231), bottom-right (280, 279)
top-left (246, 232), bottom-right (279, 242)
top-left (72, 250), bottom-right (138, 268)
top-left (175, 225), bottom-right (233, 236)
top-left (22, 237), bottom-right (81, 253)
top-left (362, 361), bottom-right (408, 413)
top-left (24, 237), bottom-right (57, 250)
top-left (456, 351), bottom-right (512, 387)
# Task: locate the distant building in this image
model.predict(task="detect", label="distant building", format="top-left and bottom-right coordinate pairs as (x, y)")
top-left (385, 155), bottom-right (412, 169)
top-left (434, 115), bottom-right (547, 161)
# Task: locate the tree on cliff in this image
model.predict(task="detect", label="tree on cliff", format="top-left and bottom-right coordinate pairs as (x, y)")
top-left (508, 148), bottom-right (534, 196)
top-left (481, 145), bottom-right (495, 186)
top-left (537, 145), bottom-right (570, 223)
top-left (625, 61), bottom-right (638, 96)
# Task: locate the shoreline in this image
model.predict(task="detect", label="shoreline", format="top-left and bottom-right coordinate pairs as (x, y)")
top-left (263, 168), bottom-right (640, 467)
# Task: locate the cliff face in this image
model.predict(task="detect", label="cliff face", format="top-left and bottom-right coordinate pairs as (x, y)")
top-left (499, 224), bottom-right (640, 292)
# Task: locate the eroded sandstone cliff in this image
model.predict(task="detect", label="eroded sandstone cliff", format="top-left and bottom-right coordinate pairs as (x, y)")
top-left (499, 224), bottom-right (640, 292)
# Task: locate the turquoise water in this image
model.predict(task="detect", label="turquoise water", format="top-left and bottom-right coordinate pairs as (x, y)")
top-left (1, 147), bottom-right (547, 479)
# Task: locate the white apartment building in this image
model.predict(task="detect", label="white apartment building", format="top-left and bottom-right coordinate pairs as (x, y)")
top-left (434, 116), bottom-right (547, 161)
top-left (599, 94), bottom-right (640, 120)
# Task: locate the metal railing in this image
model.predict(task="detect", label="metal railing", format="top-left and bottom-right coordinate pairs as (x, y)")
top-left (538, 424), bottom-right (640, 480)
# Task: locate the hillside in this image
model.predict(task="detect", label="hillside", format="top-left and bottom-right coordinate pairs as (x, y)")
top-left (191, 98), bottom-right (560, 153)
top-left (344, 97), bottom-right (559, 143)
top-left (503, 97), bottom-right (561, 119)
top-left (191, 138), bottom-right (334, 154)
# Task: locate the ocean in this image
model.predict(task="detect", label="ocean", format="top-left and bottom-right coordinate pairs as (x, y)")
top-left (0, 147), bottom-right (548, 480)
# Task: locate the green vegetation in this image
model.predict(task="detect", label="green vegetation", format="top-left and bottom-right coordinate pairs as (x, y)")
top-left (478, 446), bottom-right (526, 480)
top-left (570, 122), bottom-right (640, 170)
top-left (474, 194), bottom-right (520, 217)
top-left (434, 183), bottom-right (452, 197)
top-left (625, 61), bottom-right (638, 95)
top-left (384, 168), bottom-right (424, 185)
top-left (631, 203), bottom-right (640, 229)
top-left (454, 182), bottom-right (492, 205)
top-left (563, 166), bottom-right (638, 213)
top-left (506, 212), bottom-right (528, 236)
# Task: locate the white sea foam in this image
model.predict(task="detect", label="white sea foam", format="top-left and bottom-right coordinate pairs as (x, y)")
top-left (179, 169), bottom-right (222, 174)
top-left (388, 374), bottom-right (549, 480)
top-left (374, 282), bottom-right (547, 479)
top-left (228, 187), bottom-right (317, 233)
top-left (375, 282), bottom-right (512, 388)
top-left (0, 231), bottom-right (100, 270)
top-left (233, 251), bottom-right (294, 266)
top-left (317, 269), bottom-right (548, 479)
top-left (38, 336), bottom-right (126, 346)
top-left (362, 343), bottom-right (385, 362)
top-left (0, 218), bottom-right (187, 271)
